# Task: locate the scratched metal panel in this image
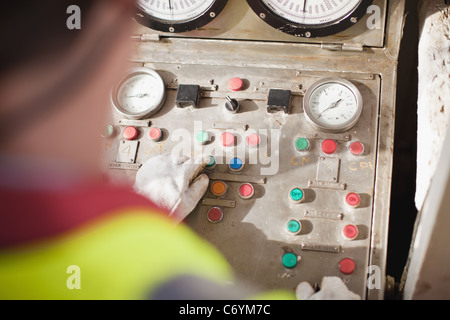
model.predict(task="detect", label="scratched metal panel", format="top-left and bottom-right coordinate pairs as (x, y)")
top-left (132, 0), bottom-right (387, 47)
top-left (102, 0), bottom-right (405, 300)
top-left (103, 64), bottom-right (380, 297)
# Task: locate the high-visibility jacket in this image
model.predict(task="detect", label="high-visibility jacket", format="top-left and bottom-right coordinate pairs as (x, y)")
top-left (0, 183), bottom-right (295, 300)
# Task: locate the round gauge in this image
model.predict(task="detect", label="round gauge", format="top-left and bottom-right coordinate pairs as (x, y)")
top-left (246, 0), bottom-right (374, 38)
top-left (303, 78), bottom-right (363, 132)
top-left (135, 0), bottom-right (228, 33)
top-left (112, 68), bottom-right (166, 120)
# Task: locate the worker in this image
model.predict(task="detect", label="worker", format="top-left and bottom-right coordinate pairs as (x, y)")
top-left (0, 0), bottom-right (359, 300)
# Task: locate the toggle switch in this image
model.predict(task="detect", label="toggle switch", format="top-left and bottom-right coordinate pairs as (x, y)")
top-left (225, 96), bottom-right (240, 113)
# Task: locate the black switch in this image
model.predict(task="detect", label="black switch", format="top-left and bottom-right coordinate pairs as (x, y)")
top-left (267, 89), bottom-right (291, 114)
top-left (176, 84), bottom-right (200, 108)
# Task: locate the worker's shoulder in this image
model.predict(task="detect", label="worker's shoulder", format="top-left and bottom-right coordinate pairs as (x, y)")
top-left (0, 185), bottom-right (232, 299)
top-left (0, 182), bottom-right (164, 248)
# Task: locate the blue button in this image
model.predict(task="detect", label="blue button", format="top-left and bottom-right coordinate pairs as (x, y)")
top-left (229, 157), bottom-right (243, 170)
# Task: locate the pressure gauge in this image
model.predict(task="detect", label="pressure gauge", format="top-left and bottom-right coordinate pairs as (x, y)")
top-left (246, 0), bottom-right (373, 37)
top-left (135, 0), bottom-right (228, 33)
top-left (112, 68), bottom-right (166, 120)
top-left (303, 78), bottom-right (363, 133)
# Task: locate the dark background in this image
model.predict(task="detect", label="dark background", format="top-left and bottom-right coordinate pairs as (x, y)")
top-left (387, 0), bottom-right (419, 285)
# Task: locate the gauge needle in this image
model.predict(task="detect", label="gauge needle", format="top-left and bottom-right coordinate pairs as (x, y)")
top-left (317, 99), bottom-right (342, 118)
top-left (302, 0), bottom-right (307, 12)
top-left (122, 93), bottom-right (149, 98)
top-left (168, 0), bottom-right (173, 20)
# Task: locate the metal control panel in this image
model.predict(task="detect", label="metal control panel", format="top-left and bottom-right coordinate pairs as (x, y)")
top-left (102, 0), bottom-right (405, 299)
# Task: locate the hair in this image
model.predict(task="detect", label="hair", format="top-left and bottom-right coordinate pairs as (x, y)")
top-left (0, 1), bottom-right (98, 78)
top-left (0, 0), bottom-right (136, 143)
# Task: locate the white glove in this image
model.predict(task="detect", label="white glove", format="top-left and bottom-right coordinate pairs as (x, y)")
top-left (134, 153), bottom-right (210, 223)
top-left (296, 277), bottom-right (361, 300)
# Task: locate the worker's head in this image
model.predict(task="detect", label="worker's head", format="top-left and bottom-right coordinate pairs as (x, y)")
top-left (0, 0), bottom-right (136, 174)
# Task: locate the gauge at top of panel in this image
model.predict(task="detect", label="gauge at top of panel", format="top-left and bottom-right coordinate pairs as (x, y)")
top-left (135, 0), bottom-right (228, 33)
top-left (246, 0), bottom-right (374, 38)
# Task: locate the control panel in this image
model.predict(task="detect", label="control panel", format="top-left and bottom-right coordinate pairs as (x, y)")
top-left (102, 0), bottom-right (405, 299)
top-left (103, 63), bottom-right (379, 297)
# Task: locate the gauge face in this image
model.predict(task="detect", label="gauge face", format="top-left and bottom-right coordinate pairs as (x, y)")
top-left (246, 0), bottom-right (373, 37)
top-left (135, 0), bottom-right (228, 33)
top-left (112, 68), bottom-right (166, 120)
top-left (303, 78), bottom-right (363, 132)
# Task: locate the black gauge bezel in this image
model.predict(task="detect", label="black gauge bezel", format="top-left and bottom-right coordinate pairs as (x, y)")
top-left (135, 0), bottom-right (228, 33)
top-left (246, 0), bottom-right (374, 38)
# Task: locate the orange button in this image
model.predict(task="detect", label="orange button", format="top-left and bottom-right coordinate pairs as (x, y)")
top-left (211, 181), bottom-right (227, 197)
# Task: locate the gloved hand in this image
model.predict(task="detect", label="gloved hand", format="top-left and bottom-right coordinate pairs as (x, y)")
top-left (134, 153), bottom-right (210, 223)
top-left (296, 276), bottom-right (361, 300)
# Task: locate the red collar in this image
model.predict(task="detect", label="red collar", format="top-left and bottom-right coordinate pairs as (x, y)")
top-left (0, 183), bottom-right (164, 249)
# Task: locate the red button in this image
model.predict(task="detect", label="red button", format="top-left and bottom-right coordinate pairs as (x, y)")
top-left (148, 127), bottom-right (162, 141)
top-left (346, 192), bottom-right (361, 207)
top-left (339, 258), bottom-right (356, 274)
top-left (343, 224), bottom-right (359, 240)
top-left (229, 77), bottom-right (244, 92)
top-left (207, 207), bottom-right (224, 223)
top-left (322, 139), bottom-right (337, 154)
top-left (246, 134), bottom-right (260, 148)
top-left (239, 183), bottom-right (255, 200)
top-left (220, 132), bottom-right (235, 147)
top-left (123, 126), bottom-right (138, 140)
top-left (350, 141), bottom-right (364, 155)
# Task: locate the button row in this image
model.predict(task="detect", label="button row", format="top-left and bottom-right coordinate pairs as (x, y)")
top-left (281, 252), bottom-right (356, 274)
top-left (105, 125), bottom-right (165, 142)
top-left (211, 181), bottom-right (255, 200)
top-left (285, 219), bottom-right (359, 241)
top-left (289, 188), bottom-right (361, 208)
top-left (295, 137), bottom-right (365, 156)
top-left (205, 156), bottom-right (249, 173)
top-left (198, 131), bottom-right (261, 148)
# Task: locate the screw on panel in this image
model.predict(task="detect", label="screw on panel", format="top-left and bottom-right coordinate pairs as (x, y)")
top-left (350, 17), bottom-right (358, 23)
top-left (260, 13), bottom-right (266, 19)
top-left (305, 32), bottom-right (312, 38)
top-left (210, 12), bottom-right (216, 18)
top-left (169, 27), bottom-right (175, 33)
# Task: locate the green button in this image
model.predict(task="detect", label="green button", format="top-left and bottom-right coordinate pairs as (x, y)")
top-left (195, 131), bottom-right (209, 144)
top-left (290, 188), bottom-right (304, 202)
top-left (206, 155), bottom-right (216, 168)
top-left (282, 253), bottom-right (298, 268)
top-left (286, 220), bottom-right (301, 234)
top-left (101, 125), bottom-right (114, 138)
top-left (295, 138), bottom-right (310, 151)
